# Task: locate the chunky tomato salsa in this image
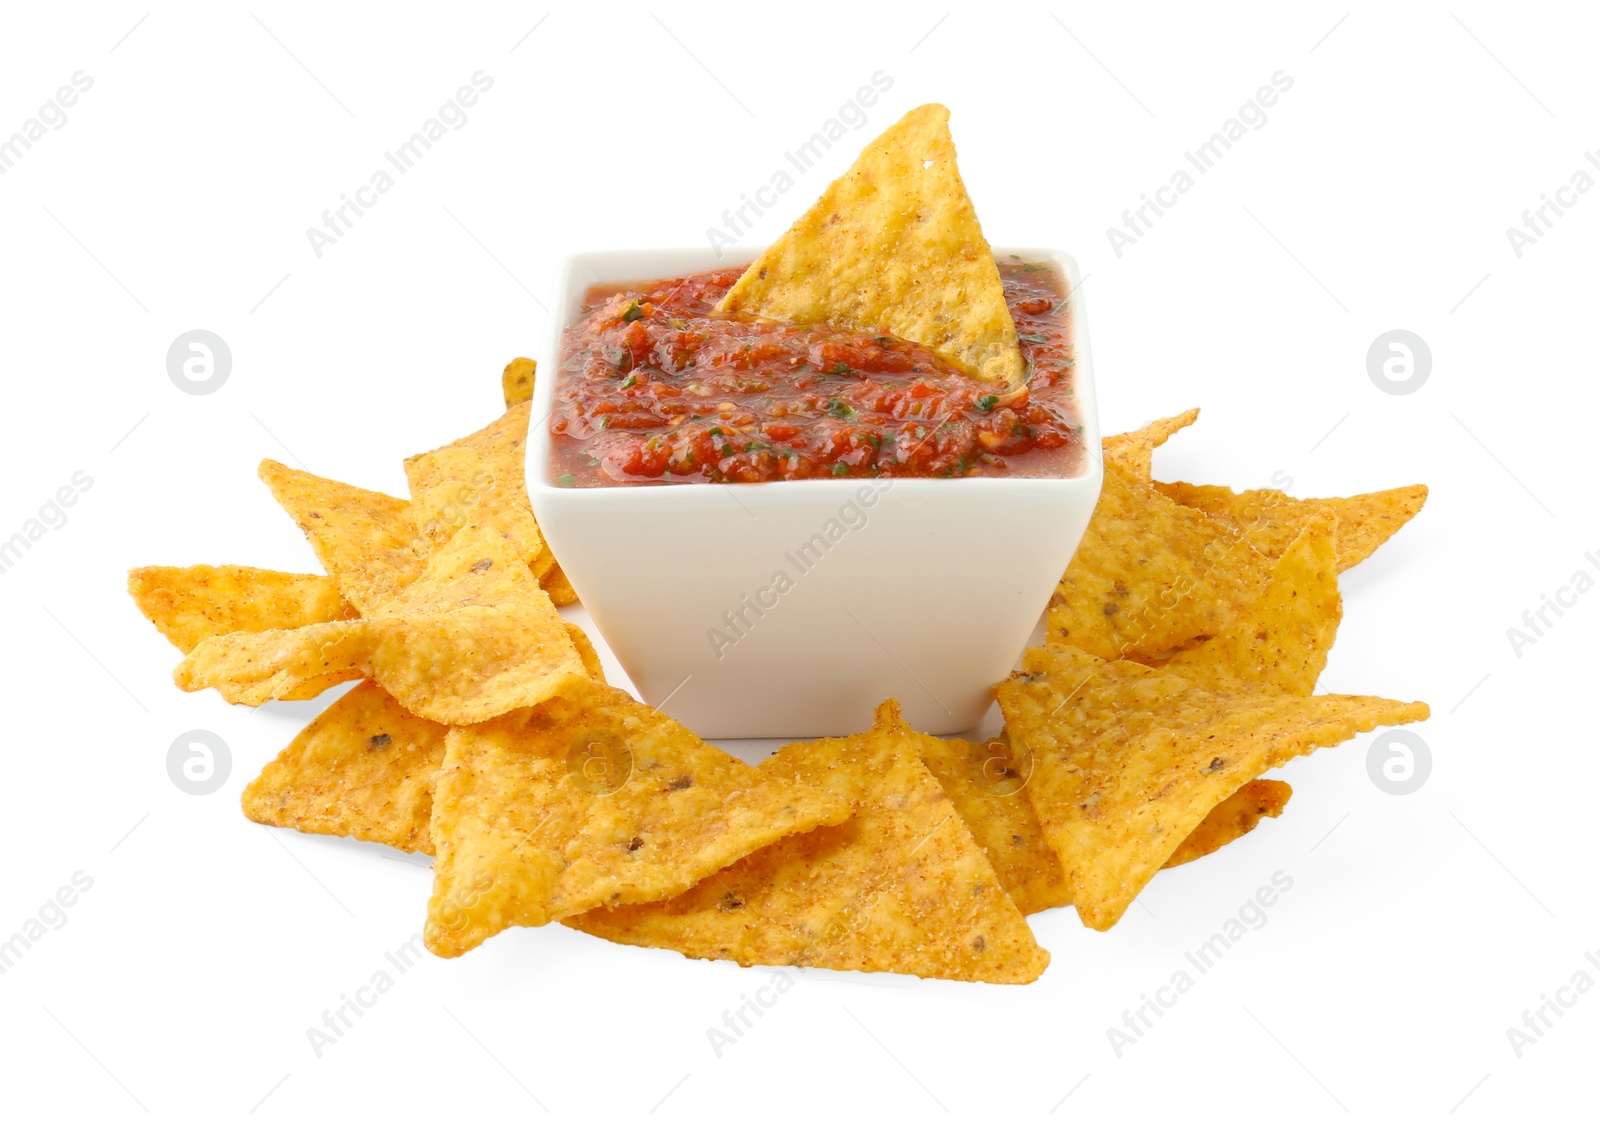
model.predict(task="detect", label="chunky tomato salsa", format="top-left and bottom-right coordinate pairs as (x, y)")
top-left (550, 259), bottom-right (1081, 486)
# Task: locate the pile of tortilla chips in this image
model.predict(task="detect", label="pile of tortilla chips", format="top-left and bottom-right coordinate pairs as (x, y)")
top-left (127, 106), bottom-right (1430, 984)
top-left (128, 372), bottom-right (1428, 982)
top-left (1010, 409), bottom-right (1429, 929)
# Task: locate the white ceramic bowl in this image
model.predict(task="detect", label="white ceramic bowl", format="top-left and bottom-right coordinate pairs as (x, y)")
top-left (527, 246), bottom-right (1102, 738)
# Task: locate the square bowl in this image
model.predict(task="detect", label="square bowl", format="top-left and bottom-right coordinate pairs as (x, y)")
top-left (527, 246), bottom-right (1102, 738)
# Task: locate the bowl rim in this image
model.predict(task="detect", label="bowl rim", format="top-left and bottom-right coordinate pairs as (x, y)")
top-left (527, 245), bottom-right (1100, 502)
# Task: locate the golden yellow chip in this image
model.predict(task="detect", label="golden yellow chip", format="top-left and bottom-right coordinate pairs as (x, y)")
top-left (1099, 410), bottom-right (1427, 571)
top-left (915, 734), bottom-right (1071, 917)
top-left (374, 520), bottom-right (527, 612)
top-left (1158, 509), bottom-right (1341, 694)
top-left (564, 620), bottom-right (604, 682)
top-left (360, 525), bottom-right (585, 723)
top-left (1156, 480), bottom-right (1428, 572)
top-left (403, 402), bottom-right (550, 576)
top-left (1102, 409), bottom-right (1200, 479)
top-left (242, 681), bottom-right (446, 853)
top-left (1163, 779), bottom-right (1292, 868)
top-left (425, 680), bottom-right (852, 957)
top-left (172, 620), bottom-right (381, 705)
top-left (128, 564), bottom-right (357, 700)
top-left (243, 634), bottom-right (603, 857)
top-left (258, 460), bottom-right (424, 612)
top-left (501, 357), bottom-right (536, 407)
top-left (998, 645), bottom-right (1428, 930)
top-left (920, 736), bottom-right (1293, 915)
top-left (542, 561), bottom-right (576, 606)
top-left (570, 701), bottom-right (1049, 983)
top-left (717, 104), bottom-right (1024, 384)
top-left (369, 610), bottom-right (581, 727)
top-left (233, 674), bottom-right (354, 703)
top-left (127, 566), bottom-right (354, 652)
top-left (175, 524), bottom-right (588, 723)
top-left (1049, 459), bottom-right (1275, 659)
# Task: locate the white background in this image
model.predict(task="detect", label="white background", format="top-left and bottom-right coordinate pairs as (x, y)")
top-left (0, 2), bottom-right (1594, 1123)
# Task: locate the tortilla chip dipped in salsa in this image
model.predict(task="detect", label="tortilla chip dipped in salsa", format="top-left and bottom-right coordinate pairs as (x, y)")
top-left (718, 104), bottom-right (1025, 385)
top-left (549, 105), bottom-right (1080, 487)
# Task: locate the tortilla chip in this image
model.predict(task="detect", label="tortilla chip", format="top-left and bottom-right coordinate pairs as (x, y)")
top-left (716, 104), bottom-right (1024, 385)
top-left (1103, 409), bottom-right (1200, 479)
top-left (373, 520), bottom-right (527, 612)
top-left (175, 524), bottom-right (588, 723)
top-left (502, 357), bottom-right (535, 407)
top-left (258, 460), bottom-right (424, 613)
top-left (1156, 481), bottom-right (1428, 572)
top-left (128, 565), bottom-right (354, 652)
top-left (1163, 779), bottom-right (1292, 868)
top-left (920, 736), bottom-right (1293, 915)
top-left (359, 526), bottom-right (586, 723)
top-left (1101, 410), bottom-right (1427, 570)
top-left (424, 681), bottom-right (852, 957)
top-left (242, 632), bottom-right (603, 856)
top-left (232, 673), bottom-right (356, 703)
top-left (403, 402), bottom-right (549, 575)
top-left (916, 734), bottom-right (1070, 917)
top-left (542, 561), bottom-right (577, 606)
top-left (570, 701), bottom-right (1049, 983)
top-left (1157, 510), bottom-right (1341, 694)
top-left (998, 645), bottom-right (1428, 929)
top-left (1049, 459), bottom-right (1275, 659)
top-left (241, 681), bottom-right (446, 853)
top-left (128, 564), bottom-right (357, 700)
top-left (172, 619), bottom-right (382, 705)
top-left (563, 621), bottom-right (604, 682)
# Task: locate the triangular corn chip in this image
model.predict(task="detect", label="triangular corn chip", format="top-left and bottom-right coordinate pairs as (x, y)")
top-left (242, 681), bottom-right (447, 853)
top-left (1163, 779), bottom-right (1291, 868)
top-left (1100, 409), bottom-right (1427, 570)
top-left (1102, 409), bottom-right (1200, 479)
top-left (1155, 480), bottom-right (1427, 572)
top-left (129, 564), bottom-right (358, 701)
top-left (920, 736), bottom-right (1292, 915)
top-left (1157, 510), bottom-right (1341, 694)
top-left (916, 734), bottom-right (1069, 917)
top-left (241, 623), bottom-right (606, 854)
top-left (1049, 460), bottom-right (1275, 659)
top-left (570, 701), bottom-right (1050, 983)
top-left (717, 104), bottom-right (1025, 384)
top-left (998, 645), bottom-right (1428, 929)
top-left (360, 526), bottom-right (586, 722)
top-left (173, 619), bottom-right (379, 705)
top-left (501, 357), bottom-right (535, 407)
top-left (258, 460), bottom-right (424, 612)
top-left (542, 561), bottom-right (576, 606)
top-left (563, 621), bottom-right (604, 682)
top-left (128, 565), bottom-right (354, 653)
top-left (425, 681), bottom-right (851, 957)
top-left (175, 525), bottom-right (588, 723)
top-left (404, 402), bottom-right (550, 577)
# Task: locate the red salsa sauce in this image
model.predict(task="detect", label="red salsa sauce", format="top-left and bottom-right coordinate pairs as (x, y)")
top-left (550, 258), bottom-right (1081, 485)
